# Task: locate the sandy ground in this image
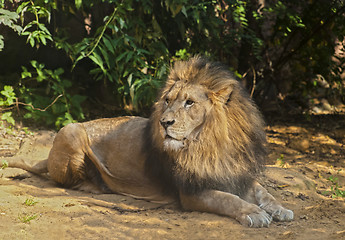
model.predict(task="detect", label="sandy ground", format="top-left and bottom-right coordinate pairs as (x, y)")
top-left (0, 115), bottom-right (345, 240)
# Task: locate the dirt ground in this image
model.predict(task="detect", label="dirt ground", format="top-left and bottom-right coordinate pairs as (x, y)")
top-left (0, 114), bottom-right (345, 240)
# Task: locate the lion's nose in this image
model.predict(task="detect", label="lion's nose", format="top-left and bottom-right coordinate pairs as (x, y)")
top-left (160, 119), bottom-right (175, 129)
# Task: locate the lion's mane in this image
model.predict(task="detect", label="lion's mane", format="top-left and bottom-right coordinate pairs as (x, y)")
top-left (146, 56), bottom-right (267, 197)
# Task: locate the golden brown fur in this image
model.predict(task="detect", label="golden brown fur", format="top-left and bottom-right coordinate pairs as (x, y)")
top-left (5, 56), bottom-right (293, 227)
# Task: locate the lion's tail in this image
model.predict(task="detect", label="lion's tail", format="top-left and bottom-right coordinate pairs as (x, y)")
top-left (3, 157), bottom-right (48, 175)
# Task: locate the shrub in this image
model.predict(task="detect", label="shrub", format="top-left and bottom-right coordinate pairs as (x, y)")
top-left (0, 0), bottom-right (344, 128)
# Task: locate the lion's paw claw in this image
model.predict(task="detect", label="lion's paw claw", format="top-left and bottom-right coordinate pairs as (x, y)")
top-left (243, 211), bottom-right (272, 228)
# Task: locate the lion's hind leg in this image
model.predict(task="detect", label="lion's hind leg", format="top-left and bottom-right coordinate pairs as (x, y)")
top-left (248, 181), bottom-right (294, 222)
top-left (47, 123), bottom-right (111, 194)
top-left (47, 123), bottom-right (90, 188)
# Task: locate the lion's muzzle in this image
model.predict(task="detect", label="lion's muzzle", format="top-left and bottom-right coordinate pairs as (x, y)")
top-left (160, 118), bottom-right (175, 130)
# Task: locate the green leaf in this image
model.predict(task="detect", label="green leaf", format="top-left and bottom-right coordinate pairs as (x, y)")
top-left (16, 1), bottom-right (30, 15)
top-left (89, 52), bottom-right (105, 71)
top-left (0, 8), bottom-right (19, 21)
top-left (29, 36), bottom-right (35, 47)
top-left (30, 60), bottom-right (38, 68)
top-left (21, 23), bottom-right (33, 33)
top-left (103, 36), bottom-right (115, 54)
top-left (54, 68), bottom-right (64, 76)
top-left (37, 23), bottom-right (47, 32)
top-left (181, 6), bottom-right (188, 17)
top-left (127, 73), bottom-right (133, 86)
top-left (62, 112), bottom-right (75, 126)
top-left (1, 86), bottom-right (16, 105)
top-left (40, 35), bottom-right (47, 45)
top-left (118, 18), bottom-right (126, 29)
top-left (116, 52), bottom-right (127, 62)
top-left (73, 54), bottom-right (86, 68)
top-left (21, 67), bottom-right (32, 78)
top-left (1, 111), bottom-right (15, 125)
top-left (125, 51), bottom-right (134, 63)
top-left (98, 45), bottom-right (111, 69)
top-left (21, 31), bottom-right (30, 36)
top-left (24, 113), bottom-right (32, 119)
top-left (1, 160), bottom-right (8, 169)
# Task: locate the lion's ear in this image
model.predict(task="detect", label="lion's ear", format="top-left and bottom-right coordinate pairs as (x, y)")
top-left (211, 85), bottom-right (234, 104)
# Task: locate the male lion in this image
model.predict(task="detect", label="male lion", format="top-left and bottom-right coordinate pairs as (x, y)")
top-left (6, 56), bottom-right (293, 227)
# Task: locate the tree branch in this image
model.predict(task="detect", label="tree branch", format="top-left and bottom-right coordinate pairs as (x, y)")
top-left (0, 94), bottom-right (63, 112)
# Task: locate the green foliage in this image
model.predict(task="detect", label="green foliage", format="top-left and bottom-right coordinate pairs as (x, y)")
top-left (1, 111), bottom-right (15, 126)
top-left (18, 213), bottom-right (38, 224)
top-left (0, 0), bottom-right (345, 128)
top-left (17, 1), bottom-right (53, 48)
top-left (0, 1), bottom-right (53, 50)
top-left (1, 160), bottom-right (8, 170)
top-left (259, 1), bottom-right (345, 102)
top-left (323, 173), bottom-right (345, 198)
top-left (60, 1), bottom-right (171, 111)
top-left (0, 86), bottom-right (16, 126)
top-left (0, 85), bottom-right (16, 105)
top-left (18, 197), bottom-right (39, 223)
top-left (0, 8), bottom-right (22, 51)
top-left (24, 198), bottom-right (38, 206)
top-left (20, 61), bottom-right (86, 128)
top-left (276, 154), bottom-right (286, 167)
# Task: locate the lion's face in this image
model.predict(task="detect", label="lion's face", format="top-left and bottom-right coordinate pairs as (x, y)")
top-left (159, 81), bottom-right (213, 151)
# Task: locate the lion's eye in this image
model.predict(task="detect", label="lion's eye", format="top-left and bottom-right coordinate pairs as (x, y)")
top-left (165, 98), bottom-right (170, 105)
top-left (185, 99), bottom-right (194, 107)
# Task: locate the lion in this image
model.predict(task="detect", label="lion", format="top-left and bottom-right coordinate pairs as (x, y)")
top-left (5, 56), bottom-right (293, 227)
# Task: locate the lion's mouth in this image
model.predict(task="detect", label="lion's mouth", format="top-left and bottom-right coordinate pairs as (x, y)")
top-left (165, 134), bottom-right (186, 141)
top-left (163, 135), bottom-right (186, 151)
top-left (165, 135), bottom-right (176, 140)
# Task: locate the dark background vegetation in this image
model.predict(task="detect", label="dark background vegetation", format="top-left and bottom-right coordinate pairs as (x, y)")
top-left (0, 0), bottom-right (344, 129)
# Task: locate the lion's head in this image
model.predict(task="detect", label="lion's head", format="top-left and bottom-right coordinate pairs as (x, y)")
top-left (149, 56), bottom-right (266, 196)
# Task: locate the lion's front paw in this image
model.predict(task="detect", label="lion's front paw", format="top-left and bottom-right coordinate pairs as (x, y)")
top-left (271, 207), bottom-right (294, 222)
top-left (261, 203), bottom-right (294, 222)
top-left (238, 208), bottom-right (272, 228)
